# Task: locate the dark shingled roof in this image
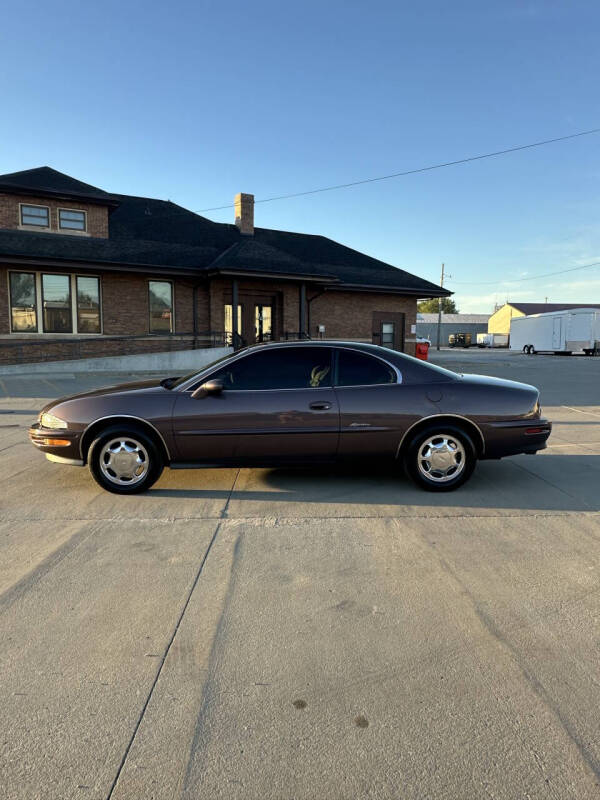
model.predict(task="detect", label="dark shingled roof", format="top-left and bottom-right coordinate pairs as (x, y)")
top-left (509, 302), bottom-right (600, 314)
top-left (0, 167), bottom-right (448, 297)
top-left (0, 166), bottom-right (115, 203)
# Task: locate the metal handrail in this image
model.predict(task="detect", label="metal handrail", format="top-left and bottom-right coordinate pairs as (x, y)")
top-left (0, 331), bottom-right (229, 348)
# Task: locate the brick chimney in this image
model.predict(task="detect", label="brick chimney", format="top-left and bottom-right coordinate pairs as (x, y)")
top-left (234, 192), bottom-right (254, 235)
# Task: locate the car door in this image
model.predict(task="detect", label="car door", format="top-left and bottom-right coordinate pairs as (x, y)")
top-left (172, 346), bottom-right (339, 464)
top-left (334, 347), bottom-right (412, 459)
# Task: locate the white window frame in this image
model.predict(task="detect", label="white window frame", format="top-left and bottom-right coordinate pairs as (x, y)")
top-left (19, 202), bottom-right (50, 230)
top-left (6, 270), bottom-right (103, 336)
top-left (148, 279), bottom-right (175, 334)
top-left (58, 207), bottom-right (87, 233)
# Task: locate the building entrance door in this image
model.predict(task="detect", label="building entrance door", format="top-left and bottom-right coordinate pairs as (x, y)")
top-left (255, 304), bottom-right (273, 342)
top-left (372, 311), bottom-right (405, 350)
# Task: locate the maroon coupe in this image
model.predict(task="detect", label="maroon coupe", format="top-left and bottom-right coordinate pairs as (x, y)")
top-left (28, 341), bottom-right (551, 494)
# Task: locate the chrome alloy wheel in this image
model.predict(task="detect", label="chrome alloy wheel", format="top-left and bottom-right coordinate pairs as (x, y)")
top-left (417, 434), bottom-right (466, 483)
top-left (99, 437), bottom-right (150, 486)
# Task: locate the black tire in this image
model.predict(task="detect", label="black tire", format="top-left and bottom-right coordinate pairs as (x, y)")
top-left (403, 424), bottom-right (477, 492)
top-left (522, 345), bottom-right (529, 354)
top-left (88, 424), bottom-right (164, 494)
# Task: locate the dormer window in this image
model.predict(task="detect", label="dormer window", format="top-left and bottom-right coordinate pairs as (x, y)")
top-left (59, 208), bottom-right (86, 232)
top-left (20, 204), bottom-right (49, 227)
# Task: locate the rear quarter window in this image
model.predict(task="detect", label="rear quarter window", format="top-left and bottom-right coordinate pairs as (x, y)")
top-left (336, 349), bottom-right (397, 386)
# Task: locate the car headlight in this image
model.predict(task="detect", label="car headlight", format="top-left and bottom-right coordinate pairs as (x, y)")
top-left (40, 412), bottom-right (68, 430)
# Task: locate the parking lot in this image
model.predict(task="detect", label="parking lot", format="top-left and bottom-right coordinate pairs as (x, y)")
top-left (1, 350), bottom-right (600, 799)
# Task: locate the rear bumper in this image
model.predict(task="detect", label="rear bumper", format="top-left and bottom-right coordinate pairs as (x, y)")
top-left (480, 418), bottom-right (552, 459)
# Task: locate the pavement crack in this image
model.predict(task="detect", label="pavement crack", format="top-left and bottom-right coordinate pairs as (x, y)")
top-left (220, 468), bottom-right (241, 519)
top-left (105, 518), bottom-right (225, 800)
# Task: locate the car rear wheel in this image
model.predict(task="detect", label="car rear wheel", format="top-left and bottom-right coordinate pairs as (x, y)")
top-left (88, 425), bottom-right (163, 494)
top-left (404, 425), bottom-right (476, 492)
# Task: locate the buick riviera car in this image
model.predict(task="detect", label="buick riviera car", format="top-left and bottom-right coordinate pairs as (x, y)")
top-left (29, 341), bottom-right (551, 494)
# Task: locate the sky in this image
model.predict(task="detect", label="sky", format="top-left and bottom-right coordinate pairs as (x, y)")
top-left (0, 0), bottom-right (599, 313)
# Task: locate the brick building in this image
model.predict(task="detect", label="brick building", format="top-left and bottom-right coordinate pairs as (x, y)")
top-left (0, 167), bottom-right (448, 365)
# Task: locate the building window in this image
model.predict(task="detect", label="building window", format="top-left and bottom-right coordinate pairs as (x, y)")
top-left (42, 274), bottom-right (72, 333)
top-left (21, 204), bottom-right (49, 227)
top-left (76, 276), bottom-right (101, 333)
top-left (59, 208), bottom-right (87, 231)
top-left (9, 272), bottom-right (38, 332)
top-left (149, 280), bottom-right (173, 333)
top-left (381, 322), bottom-right (395, 347)
top-left (224, 303), bottom-right (242, 343)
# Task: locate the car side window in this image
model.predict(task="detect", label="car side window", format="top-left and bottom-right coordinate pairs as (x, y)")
top-left (210, 347), bottom-right (333, 391)
top-left (336, 349), bottom-right (397, 386)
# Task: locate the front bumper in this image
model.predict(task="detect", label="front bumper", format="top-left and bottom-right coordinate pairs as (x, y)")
top-left (28, 423), bottom-right (84, 465)
top-left (481, 418), bottom-right (552, 459)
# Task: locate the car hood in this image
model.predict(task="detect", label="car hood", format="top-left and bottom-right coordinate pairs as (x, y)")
top-left (40, 379), bottom-right (167, 415)
top-left (459, 373), bottom-right (538, 393)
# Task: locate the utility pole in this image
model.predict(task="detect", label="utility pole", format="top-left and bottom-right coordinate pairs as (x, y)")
top-left (436, 263), bottom-right (445, 351)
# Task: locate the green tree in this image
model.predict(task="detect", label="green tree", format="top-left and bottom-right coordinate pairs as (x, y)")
top-left (418, 298), bottom-right (458, 314)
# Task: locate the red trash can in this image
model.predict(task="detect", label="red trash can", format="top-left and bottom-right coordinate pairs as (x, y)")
top-left (415, 341), bottom-right (429, 361)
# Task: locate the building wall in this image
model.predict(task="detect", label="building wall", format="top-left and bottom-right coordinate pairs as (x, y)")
top-left (417, 321), bottom-right (488, 345)
top-left (488, 304), bottom-right (525, 335)
top-left (0, 268), bottom-right (419, 364)
top-left (0, 193), bottom-right (109, 238)
top-left (309, 290), bottom-right (417, 355)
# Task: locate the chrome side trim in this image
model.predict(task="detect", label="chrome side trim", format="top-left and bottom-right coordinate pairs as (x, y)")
top-left (395, 414), bottom-right (486, 458)
top-left (46, 453), bottom-right (84, 466)
top-left (79, 415), bottom-right (172, 461)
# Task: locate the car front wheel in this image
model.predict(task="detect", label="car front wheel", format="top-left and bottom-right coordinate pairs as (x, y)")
top-left (88, 425), bottom-right (163, 494)
top-left (404, 425), bottom-right (476, 492)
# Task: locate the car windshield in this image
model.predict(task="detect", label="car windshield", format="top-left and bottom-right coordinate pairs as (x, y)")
top-left (165, 350), bottom-right (240, 389)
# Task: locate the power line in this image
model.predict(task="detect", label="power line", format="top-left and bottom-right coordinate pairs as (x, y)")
top-left (448, 260), bottom-right (600, 286)
top-left (193, 127), bottom-right (600, 213)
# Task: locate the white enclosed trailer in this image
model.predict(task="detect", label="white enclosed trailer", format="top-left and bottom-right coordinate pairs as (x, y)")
top-left (510, 308), bottom-right (600, 355)
top-left (476, 333), bottom-right (509, 348)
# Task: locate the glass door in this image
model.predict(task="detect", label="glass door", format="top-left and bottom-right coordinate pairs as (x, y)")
top-left (255, 304), bottom-right (272, 342)
top-left (224, 303), bottom-right (242, 345)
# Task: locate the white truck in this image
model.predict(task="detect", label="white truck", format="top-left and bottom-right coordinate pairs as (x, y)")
top-left (476, 333), bottom-right (509, 348)
top-left (510, 308), bottom-right (600, 355)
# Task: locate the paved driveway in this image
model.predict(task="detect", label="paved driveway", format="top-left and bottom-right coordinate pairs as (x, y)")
top-left (1, 352), bottom-right (600, 799)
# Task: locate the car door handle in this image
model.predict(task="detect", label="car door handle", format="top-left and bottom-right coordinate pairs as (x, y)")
top-left (309, 401), bottom-right (332, 410)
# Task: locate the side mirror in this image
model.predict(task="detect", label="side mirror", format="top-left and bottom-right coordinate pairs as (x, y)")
top-left (191, 379), bottom-right (224, 399)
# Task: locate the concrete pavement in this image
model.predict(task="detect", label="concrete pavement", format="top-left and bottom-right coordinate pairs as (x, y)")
top-left (1, 351), bottom-right (599, 799)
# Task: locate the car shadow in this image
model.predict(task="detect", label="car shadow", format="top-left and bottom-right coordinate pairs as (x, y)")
top-left (149, 454), bottom-right (600, 512)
